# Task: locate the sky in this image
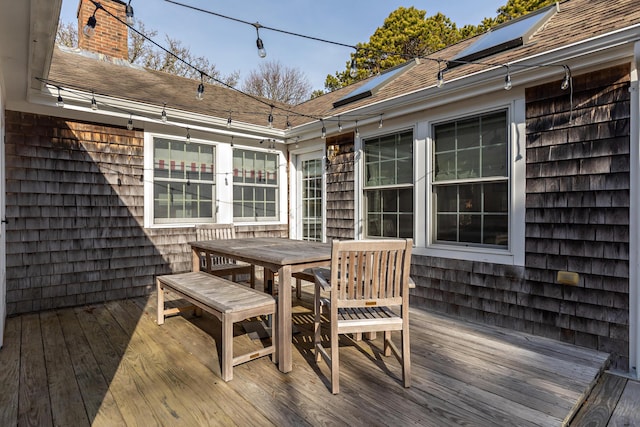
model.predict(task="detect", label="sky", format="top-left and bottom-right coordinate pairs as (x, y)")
top-left (59, 0), bottom-right (507, 92)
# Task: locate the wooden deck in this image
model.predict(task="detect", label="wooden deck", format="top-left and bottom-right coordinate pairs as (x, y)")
top-left (0, 287), bottom-right (625, 426)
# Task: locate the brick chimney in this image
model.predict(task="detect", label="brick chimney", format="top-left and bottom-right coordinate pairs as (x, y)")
top-left (77, 0), bottom-right (129, 60)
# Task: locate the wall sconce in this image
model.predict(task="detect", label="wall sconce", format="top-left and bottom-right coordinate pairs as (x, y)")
top-left (326, 144), bottom-right (340, 169)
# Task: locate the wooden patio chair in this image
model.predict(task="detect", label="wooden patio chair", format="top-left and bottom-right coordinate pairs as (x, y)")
top-left (313, 239), bottom-right (413, 394)
top-left (195, 224), bottom-right (255, 288)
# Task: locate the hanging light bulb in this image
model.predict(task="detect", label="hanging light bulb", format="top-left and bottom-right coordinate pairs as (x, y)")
top-left (295, 136), bottom-right (300, 149)
top-left (185, 128), bottom-right (191, 144)
top-left (90, 92), bottom-right (98, 110)
top-left (230, 136), bottom-right (234, 147)
top-left (268, 106), bottom-right (274, 128)
top-left (56, 87), bottom-right (64, 107)
top-left (355, 120), bottom-right (360, 138)
top-left (378, 114), bottom-right (384, 128)
top-left (161, 103), bottom-right (167, 123)
top-left (125, 1), bottom-right (134, 25)
top-left (254, 24), bottom-right (267, 58)
top-left (338, 116), bottom-right (343, 132)
top-left (196, 74), bottom-right (205, 100)
top-left (286, 116), bottom-right (291, 130)
top-left (127, 115), bottom-right (133, 130)
top-left (227, 112), bottom-right (232, 128)
top-left (561, 65), bottom-right (571, 90)
top-left (350, 57), bottom-right (358, 78)
top-left (504, 66), bottom-right (512, 90)
top-left (321, 120), bottom-right (326, 139)
top-left (83, 4), bottom-right (99, 38)
top-left (436, 69), bottom-right (445, 88)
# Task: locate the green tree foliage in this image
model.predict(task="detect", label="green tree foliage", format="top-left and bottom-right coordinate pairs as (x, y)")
top-left (322, 0), bottom-right (557, 93)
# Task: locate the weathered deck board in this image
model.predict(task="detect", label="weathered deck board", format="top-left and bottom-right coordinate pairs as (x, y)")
top-left (0, 292), bottom-right (623, 427)
top-left (608, 378), bottom-right (640, 426)
top-left (0, 316), bottom-right (20, 427)
top-left (39, 311), bottom-right (88, 426)
top-left (18, 314), bottom-right (52, 427)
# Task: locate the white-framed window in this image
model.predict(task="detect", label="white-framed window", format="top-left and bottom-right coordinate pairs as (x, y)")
top-left (363, 129), bottom-right (414, 238)
top-left (152, 137), bottom-right (216, 224)
top-left (432, 110), bottom-right (508, 248)
top-left (232, 148), bottom-right (279, 221)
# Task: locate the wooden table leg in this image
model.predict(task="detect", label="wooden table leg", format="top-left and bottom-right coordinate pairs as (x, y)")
top-left (277, 265), bottom-right (292, 373)
top-left (192, 247), bottom-right (201, 271)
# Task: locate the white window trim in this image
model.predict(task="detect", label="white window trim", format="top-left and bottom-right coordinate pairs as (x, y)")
top-left (143, 132), bottom-right (288, 228)
top-left (416, 97), bottom-right (526, 266)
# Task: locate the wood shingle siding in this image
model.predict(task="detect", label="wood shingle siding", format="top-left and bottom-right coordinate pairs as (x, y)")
top-left (325, 136), bottom-right (355, 240)
top-left (4, 112), bottom-right (287, 315)
top-left (410, 64), bottom-right (631, 370)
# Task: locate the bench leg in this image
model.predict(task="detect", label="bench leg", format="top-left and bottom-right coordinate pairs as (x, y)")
top-left (221, 313), bottom-right (233, 381)
top-left (157, 279), bottom-right (165, 325)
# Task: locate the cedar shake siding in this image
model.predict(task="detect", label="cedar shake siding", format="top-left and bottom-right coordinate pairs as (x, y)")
top-left (410, 64), bottom-right (630, 370)
top-left (325, 134), bottom-right (355, 240)
top-left (4, 112), bottom-right (286, 315)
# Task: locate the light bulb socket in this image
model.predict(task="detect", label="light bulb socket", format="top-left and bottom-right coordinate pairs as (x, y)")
top-left (127, 118), bottom-right (133, 131)
top-left (227, 117), bottom-right (232, 128)
top-left (91, 97), bottom-right (98, 110)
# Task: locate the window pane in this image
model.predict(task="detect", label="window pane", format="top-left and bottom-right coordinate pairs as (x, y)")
top-left (434, 152), bottom-right (456, 181)
top-left (457, 147), bottom-right (480, 179)
top-left (484, 182), bottom-right (508, 213)
top-left (435, 123), bottom-right (455, 152)
top-left (482, 144), bottom-right (507, 177)
top-left (457, 118), bottom-right (480, 150)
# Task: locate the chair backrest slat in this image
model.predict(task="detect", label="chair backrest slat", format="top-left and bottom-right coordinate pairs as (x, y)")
top-left (195, 224), bottom-right (238, 266)
top-left (330, 239), bottom-right (412, 308)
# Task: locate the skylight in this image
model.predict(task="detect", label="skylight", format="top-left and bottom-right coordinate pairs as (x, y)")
top-left (333, 60), bottom-right (417, 108)
top-left (448, 4), bottom-right (557, 68)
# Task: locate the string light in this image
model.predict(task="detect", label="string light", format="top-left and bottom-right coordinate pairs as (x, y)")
top-left (350, 57), bottom-right (358, 78)
top-left (83, 3), bottom-right (100, 38)
top-left (91, 91), bottom-right (98, 110)
top-left (286, 116), bottom-right (291, 130)
top-left (161, 103), bottom-right (167, 122)
top-left (338, 116), bottom-right (343, 132)
top-left (254, 23), bottom-right (267, 58)
top-left (436, 61), bottom-right (445, 88)
top-left (321, 120), bottom-right (326, 139)
top-left (56, 87), bottom-right (64, 107)
top-left (378, 114), bottom-right (383, 128)
top-left (230, 135), bottom-right (234, 147)
top-left (186, 127), bottom-right (191, 144)
top-left (127, 114), bottom-right (133, 130)
top-left (355, 120), bottom-right (360, 138)
top-left (504, 65), bottom-right (512, 90)
top-left (227, 112), bottom-right (232, 128)
top-left (125, 1), bottom-right (134, 25)
top-left (61, 2), bottom-right (578, 140)
top-left (268, 106), bottom-right (274, 128)
top-left (196, 73), bottom-right (205, 100)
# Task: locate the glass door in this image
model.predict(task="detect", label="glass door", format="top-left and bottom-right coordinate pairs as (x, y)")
top-left (296, 152), bottom-right (324, 242)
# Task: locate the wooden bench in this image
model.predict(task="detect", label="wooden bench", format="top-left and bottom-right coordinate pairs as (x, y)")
top-left (156, 271), bottom-right (276, 381)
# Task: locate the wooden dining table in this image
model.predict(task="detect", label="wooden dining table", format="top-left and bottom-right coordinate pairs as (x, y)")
top-left (190, 237), bottom-right (331, 373)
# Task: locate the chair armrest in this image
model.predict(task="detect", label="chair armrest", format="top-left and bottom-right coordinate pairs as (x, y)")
top-left (408, 276), bottom-right (416, 289)
top-left (313, 267), bottom-right (332, 291)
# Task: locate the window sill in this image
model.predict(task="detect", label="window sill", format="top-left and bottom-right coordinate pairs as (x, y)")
top-left (413, 244), bottom-right (521, 266)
